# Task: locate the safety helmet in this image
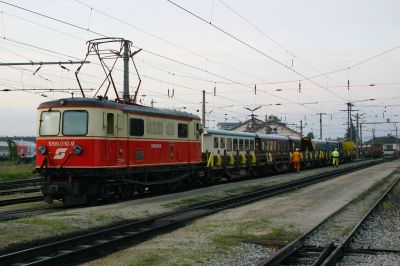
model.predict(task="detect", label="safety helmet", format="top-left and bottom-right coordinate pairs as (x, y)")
top-left (335, 148), bottom-right (338, 151)
top-left (296, 148), bottom-right (299, 151)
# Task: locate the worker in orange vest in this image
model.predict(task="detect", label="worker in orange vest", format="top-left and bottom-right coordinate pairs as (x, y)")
top-left (292, 148), bottom-right (302, 174)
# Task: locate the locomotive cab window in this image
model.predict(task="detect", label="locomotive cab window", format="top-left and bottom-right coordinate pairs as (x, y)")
top-left (130, 118), bottom-right (144, 136)
top-left (39, 111), bottom-right (61, 136)
top-left (178, 123), bottom-right (188, 138)
top-left (63, 111), bottom-right (88, 136)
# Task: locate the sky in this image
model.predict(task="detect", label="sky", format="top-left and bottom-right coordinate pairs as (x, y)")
top-left (0, 0), bottom-right (399, 141)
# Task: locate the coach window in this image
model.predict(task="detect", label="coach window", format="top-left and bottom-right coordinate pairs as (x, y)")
top-left (250, 140), bottom-right (254, 151)
top-left (63, 111), bottom-right (88, 136)
top-left (233, 138), bottom-right (238, 151)
top-left (220, 137), bottom-right (225, 149)
top-left (39, 111), bottom-right (60, 136)
top-left (227, 138), bottom-right (232, 151)
top-left (245, 139), bottom-right (249, 151)
top-left (178, 123), bottom-right (188, 138)
top-left (239, 139), bottom-right (244, 151)
top-left (214, 137), bottom-right (219, 149)
top-left (130, 118), bottom-right (144, 136)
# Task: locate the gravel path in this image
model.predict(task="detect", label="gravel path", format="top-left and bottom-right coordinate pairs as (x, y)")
top-left (83, 160), bottom-right (400, 266)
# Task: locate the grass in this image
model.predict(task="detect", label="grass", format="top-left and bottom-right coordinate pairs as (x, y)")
top-left (223, 185), bottom-right (265, 195)
top-left (128, 248), bottom-right (183, 266)
top-left (128, 253), bottom-right (164, 266)
top-left (0, 161), bottom-right (37, 182)
top-left (212, 219), bottom-right (300, 249)
top-left (14, 217), bottom-right (74, 231)
top-left (162, 194), bottom-right (221, 208)
top-left (352, 174), bottom-right (393, 205)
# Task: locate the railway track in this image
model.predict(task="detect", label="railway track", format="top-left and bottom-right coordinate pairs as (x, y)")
top-left (0, 177), bottom-right (43, 190)
top-left (0, 206), bottom-right (61, 221)
top-left (256, 162), bottom-right (400, 266)
top-left (0, 177), bottom-right (44, 207)
top-left (0, 159), bottom-right (385, 266)
top-left (0, 195), bottom-right (44, 207)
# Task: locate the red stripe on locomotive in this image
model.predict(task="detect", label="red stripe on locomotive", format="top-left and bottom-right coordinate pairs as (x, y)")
top-left (36, 138), bottom-right (202, 168)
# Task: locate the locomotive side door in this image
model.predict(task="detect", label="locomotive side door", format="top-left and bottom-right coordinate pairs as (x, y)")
top-left (116, 112), bottom-right (128, 165)
top-left (104, 112), bottom-right (116, 165)
top-left (177, 121), bottom-right (189, 162)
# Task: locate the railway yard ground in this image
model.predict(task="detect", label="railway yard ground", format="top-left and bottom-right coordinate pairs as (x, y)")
top-left (0, 161), bottom-right (37, 182)
top-left (0, 158), bottom-right (399, 265)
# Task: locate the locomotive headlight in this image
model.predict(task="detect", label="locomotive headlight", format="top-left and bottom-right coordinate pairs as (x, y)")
top-left (38, 145), bottom-right (47, 155)
top-left (73, 145), bottom-right (83, 155)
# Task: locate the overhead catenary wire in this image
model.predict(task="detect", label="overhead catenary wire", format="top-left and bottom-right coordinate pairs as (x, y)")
top-left (0, 0), bottom-right (396, 137)
top-left (166, 0), bottom-right (347, 102)
top-left (0, 1), bottom-right (307, 109)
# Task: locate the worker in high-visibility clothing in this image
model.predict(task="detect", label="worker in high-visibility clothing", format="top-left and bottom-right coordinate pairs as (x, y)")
top-left (292, 148), bottom-right (302, 174)
top-left (331, 148), bottom-right (340, 168)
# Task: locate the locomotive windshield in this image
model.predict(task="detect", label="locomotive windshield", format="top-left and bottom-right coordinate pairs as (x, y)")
top-left (62, 111), bottom-right (88, 135)
top-left (39, 111), bottom-right (60, 136)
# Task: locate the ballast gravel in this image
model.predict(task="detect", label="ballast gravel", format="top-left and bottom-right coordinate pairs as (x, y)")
top-left (200, 243), bottom-right (272, 266)
top-left (83, 160), bottom-right (400, 266)
top-left (335, 181), bottom-right (400, 265)
top-left (338, 253), bottom-right (400, 266)
top-left (350, 184), bottom-right (400, 250)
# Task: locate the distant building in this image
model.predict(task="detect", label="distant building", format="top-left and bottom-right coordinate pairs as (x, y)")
top-left (363, 135), bottom-right (400, 155)
top-left (223, 117), bottom-right (301, 137)
top-left (216, 122), bottom-right (241, 131)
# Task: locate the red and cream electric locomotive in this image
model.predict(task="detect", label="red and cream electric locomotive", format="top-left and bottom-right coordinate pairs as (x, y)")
top-left (36, 97), bottom-right (202, 205)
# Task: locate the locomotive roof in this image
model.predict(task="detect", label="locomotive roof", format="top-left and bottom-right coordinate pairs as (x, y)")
top-left (203, 128), bottom-right (256, 138)
top-left (38, 97), bottom-right (200, 120)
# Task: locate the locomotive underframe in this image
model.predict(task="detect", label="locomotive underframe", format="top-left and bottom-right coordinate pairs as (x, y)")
top-left (40, 164), bottom-right (204, 205)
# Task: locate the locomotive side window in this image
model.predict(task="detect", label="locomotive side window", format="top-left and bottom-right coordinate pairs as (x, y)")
top-left (178, 123), bottom-right (188, 138)
top-left (107, 113), bottom-right (114, 135)
top-left (130, 118), bottom-right (144, 136)
top-left (63, 111), bottom-right (88, 136)
top-left (39, 111), bottom-right (60, 136)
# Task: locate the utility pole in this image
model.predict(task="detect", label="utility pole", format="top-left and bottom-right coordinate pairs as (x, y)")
top-left (202, 90), bottom-right (206, 127)
top-left (123, 40), bottom-right (130, 102)
top-left (396, 126), bottom-right (398, 152)
top-left (354, 113), bottom-right (365, 158)
top-left (265, 114), bottom-right (269, 134)
top-left (300, 120), bottom-right (303, 137)
top-left (316, 113), bottom-right (326, 139)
